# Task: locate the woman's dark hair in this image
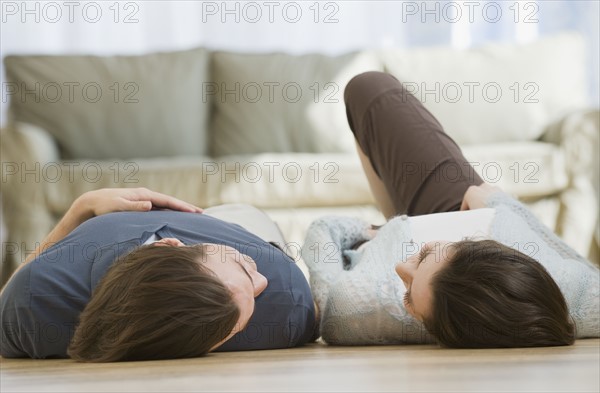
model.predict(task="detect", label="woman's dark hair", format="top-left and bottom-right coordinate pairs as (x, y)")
top-left (68, 244), bottom-right (240, 362)
top-left (423, 239), bottom-right (575, 348)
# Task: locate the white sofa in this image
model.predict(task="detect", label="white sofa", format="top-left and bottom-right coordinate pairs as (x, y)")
top-left (1, 33), bottom-right (598, 282)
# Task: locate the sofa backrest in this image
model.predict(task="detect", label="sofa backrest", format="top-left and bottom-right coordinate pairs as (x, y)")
top-left (3, 33), bottom-right (589, 159)
top-left (209, 50), bottom-right (381, 156)
top-left (209, 33), bottom-right (589, 154)
top-left (4, 47), bottom-right (211, 160)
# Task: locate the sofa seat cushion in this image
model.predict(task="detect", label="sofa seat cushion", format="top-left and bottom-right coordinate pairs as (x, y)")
top-left (43, 141), bottom-right (566, 215)
top-left (462, 141), bottom-right (567, 198)
top-left (41, 153), bottom-right (374, 214)
top-left (214, 153), bottom-right (375, 208)
top-left (44, 156), bottom-right (219, 215)
top-left (215, 143), bottom-right (567, 207)
top-left (4, 47), bottom-right (211, 160)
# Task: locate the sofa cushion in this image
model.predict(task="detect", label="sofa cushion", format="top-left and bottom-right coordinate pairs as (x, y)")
top-left (381, 33), bottom-right (588, 145)
top-left (4, 47), bottom-right (210, 160)
top-left (41, 141), bottom-right (567, 215)
top-left (212, 153), bottom-right (375, 207)
top-left (43, 156), bottom-right (219, 215)
top-left (210, 51), bottom-right (381, 155)
top-left (462, 141), bottom-right (568, 198)
top-left (215, 143), bottom-right (567, 207)
top-left (40, 153), bottom-right (376, 215)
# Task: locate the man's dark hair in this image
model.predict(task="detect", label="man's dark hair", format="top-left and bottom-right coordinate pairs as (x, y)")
top-left (68, 244), bottom-right (240, 362)
top-left (423, 239), bottom-right (575, 348)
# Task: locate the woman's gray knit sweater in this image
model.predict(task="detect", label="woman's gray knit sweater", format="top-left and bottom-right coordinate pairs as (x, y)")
top-left (301, 192), bottom-right (599, 345)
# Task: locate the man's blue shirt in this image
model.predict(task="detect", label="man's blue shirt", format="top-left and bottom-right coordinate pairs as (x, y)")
top-left (0, 211), bottom-right (316, 358)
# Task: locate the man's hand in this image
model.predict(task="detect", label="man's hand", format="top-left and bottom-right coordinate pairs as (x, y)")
top-left (71, 188), bottom-right (203, 221)
top-left (460, 183), bottom-right (503, 211)
top-left (1, 188), bottom-right (203, 291)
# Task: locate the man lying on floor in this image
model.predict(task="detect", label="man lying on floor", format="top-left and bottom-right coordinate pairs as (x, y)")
top-left (0, 188), bottom-right (316, 361)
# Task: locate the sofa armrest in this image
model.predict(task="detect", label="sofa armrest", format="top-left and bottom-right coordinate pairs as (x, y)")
top-left (539, 109), bottom-right (600, 258)
top-left (1, 122), bottom-right (60, 280)
top-left (539, 109), bottom-right (599, 178)
top-left (1, 122), bottom-right (60, 165)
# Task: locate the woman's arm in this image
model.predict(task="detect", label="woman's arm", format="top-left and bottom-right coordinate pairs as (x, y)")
top-left (302, 216), bottom-right (372, 274)
top-left (301, 216), bottom-right (372, 309)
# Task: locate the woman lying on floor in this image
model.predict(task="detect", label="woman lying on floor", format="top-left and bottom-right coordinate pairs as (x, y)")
top-left (302, 72), bottom-right (599, 348)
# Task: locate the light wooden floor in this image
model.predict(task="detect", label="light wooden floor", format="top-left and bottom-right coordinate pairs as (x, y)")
top-left (1, 339), bottom-right (599, 392)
